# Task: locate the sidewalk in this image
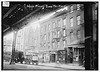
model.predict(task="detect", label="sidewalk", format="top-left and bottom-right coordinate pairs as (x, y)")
top-left (3, 62), bottom-right (85, 70)
top-left (39, 62), bottom-right (85, 70)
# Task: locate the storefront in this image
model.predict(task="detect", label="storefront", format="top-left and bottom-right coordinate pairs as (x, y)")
top-left (38, 51), bottom-right (50, 63)
top-left (49, 51), bottom-right (57, 63)
top-left (66, 44), bottom-right (85, 65)
top-left (56, 50), bottom-right (67, 64)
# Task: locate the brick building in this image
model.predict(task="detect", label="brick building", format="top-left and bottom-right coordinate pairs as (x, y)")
top-left (39, 4), bottom-right (84, 64)
top-left (12, 4), bottom-right (84, 65)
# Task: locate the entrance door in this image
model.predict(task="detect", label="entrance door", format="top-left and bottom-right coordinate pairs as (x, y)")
top-left (50, 54), bottom-right (56, 62)
top-left (52, 54), bottom-right (56, 62)
top-left (79, 48), bottom-right (85, 65)
top-left (69, 47), bottom-right (73, 63)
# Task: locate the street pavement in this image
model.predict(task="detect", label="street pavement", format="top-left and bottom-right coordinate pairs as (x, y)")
top-left (2, 62), bottom-right (85, 71)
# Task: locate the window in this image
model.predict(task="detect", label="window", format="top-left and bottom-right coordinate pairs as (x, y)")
top-left (44, 43), bottom-right (46, 48)
top-left (41, 28), bottom-right (42, 33)
top-left (48, 45), bottom-right (50, 49)
top-left (63, 29), bottom-right (66, 36)
top-left (70, 5), bottom-right (73, 13)
top-left (57, 19), bottom-right (60, 27)
top-left (70, 32), bottom-right (73, 39)
top-left (64, 41), bottom-right (66, 48)
top-left (52, 32), bottom-right (55, 38)
top-left (58, 42), bottom-right (60, 48)
top-left (63, 18), bottom-right (66, 25)
top-left (77, 4), bottom-right (80, 10)
top-left (77, 16), bottom-right (81, 25)
top-left (44, 34), bottom-right (46, 40)
top-left (53, 43), bottom-right (55, 48)
top-left (48, 24), bottom-right (50, 30)
top-left (58, 31), bottom-right (60, 38)
top-left (53, 22), bottom-right (56, 28)
top-left (52, 32), bottom-right (54, 38)
top-left (70, 18), bottom-right (73, 27)
top-left (45, 25), bottom-right (46, 31)
top-left (77, 30), bottom-right (81, 38)
top-left (48, 33), bottom-right (50, 40)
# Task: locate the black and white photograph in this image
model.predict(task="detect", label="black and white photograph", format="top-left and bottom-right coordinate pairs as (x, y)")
top-left (1, 1), bottom-right (98, 71)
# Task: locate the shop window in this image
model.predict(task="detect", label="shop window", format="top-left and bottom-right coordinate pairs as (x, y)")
top-left (77, 15), bottom-right (81, 25)
top-left (70, 17), bottom-right (73, 27)
top-left (77, 4), bottom-right (80, 10)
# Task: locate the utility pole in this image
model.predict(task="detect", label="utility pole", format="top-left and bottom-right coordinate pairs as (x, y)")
top-left (10, 28), bottom-right (18, 64)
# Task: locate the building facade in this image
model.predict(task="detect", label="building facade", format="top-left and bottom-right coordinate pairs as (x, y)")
top-left (16, 24), bottom-right (40, 56)
top-left (39, 4), bottom-right (84, 65)
top-left (15, 29), bottom-right (24, 52)
top-left (11, 4), bottom-right (84, 65)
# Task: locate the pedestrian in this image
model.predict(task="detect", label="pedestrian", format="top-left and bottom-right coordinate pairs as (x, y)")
top-left (83, 56), bottom-right (85, 67)
top-left (79, 54), bottom-right (82, 66)
top-left (76, 56), bottom-right (78, 61)
top-left (70, 52), bottom-right (73, 63)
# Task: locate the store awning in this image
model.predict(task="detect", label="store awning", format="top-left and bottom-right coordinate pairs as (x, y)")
top-left (66, 36), bottom-right (91, 48)
top-left (66, 44), bottom-right (85, 48)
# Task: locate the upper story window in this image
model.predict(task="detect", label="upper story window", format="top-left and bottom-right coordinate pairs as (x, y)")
top-left (70, 17), bottom-right (73, 27)
top-left (77, 15), bottom-right (81, 25)
top-left (48, 24), bottom-right (50, 31)
top-left (44, 34), bottom-right (46, 40)
top-left (48, 45), bottom-right (50, 49)
top-left (45, 25), bottom-right (46, 31)
top-left (53, 42), bottom-right (55, 48)
top-left (58, 31), bottom-right (60, 38)
top-left (41, 28), bottom-right (43, 33)
top-left (77, 30), bottom-right (81, 38)
top-left (77, 4), bottom-right (80, 10)
top-left (63, 29), bottom-right (66, 36)
top-left (70, 5), bottom-right (73, 13)
top-left (52, 32), bottom-right (56, 38)
top-left (53, 22), bottom-right (56, 29)
top-left (48, 33), bottom-right (50, 40)
top-left (63, 41), bottom-right (66, 48)
top-left (57, 19), bottom-right (60, 27)
top-left (70, 32), bottom-right (74, 39)
top-left (44, 43), bottom-right (46, 48)
top-left (63, 18), bottom-right (66, 25)
top-left (57, 42), bottom-right (60, 48)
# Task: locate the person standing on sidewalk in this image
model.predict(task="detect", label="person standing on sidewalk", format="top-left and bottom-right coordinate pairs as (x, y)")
top-left (70, 52), bottom-right (73, 63)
